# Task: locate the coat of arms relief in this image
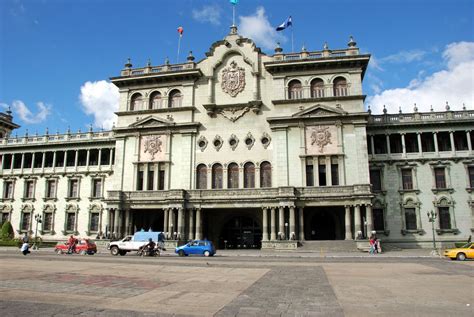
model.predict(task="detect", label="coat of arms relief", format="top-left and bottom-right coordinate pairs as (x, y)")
top-left (221, 61), bottom-right (245, 97)
top-left (311, 126), bottom-right (332, 153)
top-left (143, 135), bottom-right (163, 160)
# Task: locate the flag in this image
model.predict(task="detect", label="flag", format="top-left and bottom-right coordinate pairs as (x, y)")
top-left (230, 0), bottom-right (239, 5)
top-left (276, 16), bottom-right (292, 31)
top-left (177, 26), bottom-right (183, 37)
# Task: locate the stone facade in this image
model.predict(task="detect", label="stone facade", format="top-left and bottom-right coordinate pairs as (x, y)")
top-left (1, 27), bottom-right (472, 249)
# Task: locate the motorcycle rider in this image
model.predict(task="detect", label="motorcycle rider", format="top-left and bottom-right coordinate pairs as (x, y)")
top-left (142, 238), bottom-right (156, 256)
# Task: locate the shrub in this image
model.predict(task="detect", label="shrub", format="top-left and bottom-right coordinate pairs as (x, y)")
top-left (0, 221), bottom-right (14, 240)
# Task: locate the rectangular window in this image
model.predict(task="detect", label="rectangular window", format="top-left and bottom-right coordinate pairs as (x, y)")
top-left (3, 181), bottom-right (14, 199)
top-left (373, 209), bottom-right (385, 231)
top-left (331, 164), bottom-right (339, 186)
top-left (158, 169), bottom-right (165, 190)
top-left (434, 167), bottom-right (446, 189)
top-left (92, 179), bottom-right (102, 198)
top-left (66, 213), bottom-right (75, 232)
top-left (25, 180), bottom-right (35, 199)
top-left (318, 164), bottom-right (326, 186)
top-left (306, 162), bottom-right (314, 186)
top-left (468, 166), bottom-right (474, 188)
top-left (369, 170), bottom-right (382, 191)
top-left (43, 213), bottom-right (53, 232)
top-left (68, 179), bottom-right (79, 198)
top-left (147, 167), bottom-right (154, 190)
top-left (90, 213), bottom-right (99, 232)
top-left (405, 208), bottom-right (417, 230)
top-left (438, 207), bottom-right (451, 230)
top-left (1, 212), bottom-right (9, 224)
top-left (21, 212), bottom-right (31, 231)
top-left (401, 169), bottom-right (413, 190)
top-left (137, 167), bottom-right (144, 191)
top-left (46, 180), bottom-right (56, 198)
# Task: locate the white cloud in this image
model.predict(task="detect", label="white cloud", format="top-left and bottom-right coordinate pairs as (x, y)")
top-left (79, 80), bottom-right (119, 129)
top-left (381, 49), bottom-right (427, 64)
top-left (238, 7), bottom-right (285, 51)
top-left (367, 41), bottom-right (474, 114)
top-left (192, 5), bottom-right (221, 25)
top-left (5, 100), bottom-right (51, 124)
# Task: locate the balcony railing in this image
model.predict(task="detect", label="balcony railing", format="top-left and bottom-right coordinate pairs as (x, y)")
top-left (1, 131), bottom-right (114, 146)
top-left (368, 110), bottom-right (473, 125)
top-left (120, 62), bottom-right (196, 77)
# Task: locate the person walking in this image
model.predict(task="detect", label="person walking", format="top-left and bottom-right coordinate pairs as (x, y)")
top-left (20, 242), bottom-right (30, 255)
top-left (369, 235), bottom-right (376, 254)
top-left (67, 235), bottom-right (76, 254)
top-left (22, 233), bottom-right (29, 244)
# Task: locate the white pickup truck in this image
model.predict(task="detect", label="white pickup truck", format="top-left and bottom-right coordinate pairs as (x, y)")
top-left (107, 236), bottom-right (148, 256)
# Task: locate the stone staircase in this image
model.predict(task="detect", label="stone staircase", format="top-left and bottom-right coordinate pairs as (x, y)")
top-left (297, 240), bottom-right (359, 252)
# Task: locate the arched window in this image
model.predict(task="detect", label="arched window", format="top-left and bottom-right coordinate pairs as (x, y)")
top-left (227, 163), bottom-right (239, 189)
top-left (310, 78), bottom-right (324, 98)
top-left (244, 162), bottom-right (255, 188)
top-left (260, 161), bottom-right (272, 188)
top-left (212, 163), bottom-right (223, 189)
top-left (168, 90), bottom-right (182, 108)
top-left (288, 80), bottom-right (303, 99)
top-left (196, 164), bottom-right (207, 189)
top-left (333, 77), bottom-right (348, 97)
top-left (130, 93), bottom-right (143, 111)
top-left (149, 92), bottom-right (162, 109)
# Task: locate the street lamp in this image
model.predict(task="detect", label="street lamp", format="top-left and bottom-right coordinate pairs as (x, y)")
top-left (284, 222), bottom-right (289, 240)
top-left (427, 210), bottom-right (439, 256)
top-left (170, 223), bottom-right (174, 239)
top-left (33, 214), bottom-right (42, 250)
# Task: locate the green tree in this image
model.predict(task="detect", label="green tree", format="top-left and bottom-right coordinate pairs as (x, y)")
top-left (1, 221), bottom-right (15, 240)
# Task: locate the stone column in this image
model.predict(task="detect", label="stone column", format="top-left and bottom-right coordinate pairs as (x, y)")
top-left (107, 208), bottom-right (112, 238)
top-left (386, 134), bottom-right (391, 155)
top-left (449, 131), bottom-right (456, 154)
top-left (433, 132), bottom-right (439, 155)
top-left (289, 206), bottom-right (295, 240)
top-left (143, 163), bottom-right (149, 191)
top-left (270, 207), bottom-right (276, 240)
top-left (20, 153), bottom-right (25, 173)
top-left (177, 208), bottom-right (184, 240)
top-left (278, 206), bottom-right (285, 239)
top-left (354, 205), bottom-right (361, 237)
top-left (163, 208), bottom-right (169, 235)
top-left (345, 205), bottom-right (352, 240)
top-left (401, 133), bottom-right (406, 157)
top-left (325, 156), bottom-right (331, 186)
top-left (366, 204), bottom-right (373, 235)
top-left (86, 149), bottom-right (90, 168)
top-left (417, 132), bottom-right (423, 155)
top-left (168, 208), bottom-right (174, 239)
top-left (298, 207), bottom-right (305, 241)
top-left (189, 209), bottom-right (195, 241)
top-left (63, 151), bottom-right (67, 172)
top-left (370, 135), bottom-right (375, 156)
top-left (31, 152), bottom-right (35, 173)
top-left (98, 149), bottom-right (102, 169)
top-left (207, 77), bottom-right (213, 104)
top-left (262, 207), bottom-right (269, 241)
top-left (113, 208), bottom-right (120, 238)
top-left (124, 209), bottom-right (130, 235)
top-left (74, 150), bottom-right (78, 169)
top-left (467, 131), bottom-right (472, 153)
top-left (195, 208), bottom-right (202, 240)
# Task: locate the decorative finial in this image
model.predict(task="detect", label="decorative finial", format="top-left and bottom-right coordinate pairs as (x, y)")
top-left (124, 58), bottom-right (132, 69)
top-left (301, 44), bottom-right (307, 52)
top-left (67, 126), bottom-right (71, 134)
top-left (367, 105), bottom-right (371, 114)
top-left (399, 106), bottom-right (402, 114)
top-left (462, 103), bottom-right (466, 111)
top-left (56, 129), bottom-right (59, 135)
top-left (45, 127), bottom-right (49, 136)
top-left (35, 130), bottom-right (38, 136)
top-left (414, 103), bottom-right (418, 112)
top-left (348, 35), bottom-right (357, 47)
top-left (230, 25), bottom-right (238, 35)
top-left (78, 128), bottom-right (81, 133)
top-left (430, 105), bottom-right (433, 112)
top-left (187, 51), bottom-right (195, 62)
top-left (445, 101), bottom-right (450, 111)
top-left (323, 42), bottom-right (329, 50)
top-left (165, 57), bottom-right (170, 65)
top-left (274, 42), bottom-right (283, 53)
top-left (6, 106), bottom-right (12, 116)
top-left (25, 129), bottom-right (28, 137)
top-left (112, 122), bottom-right (116, 129)
top-left (89, 124), bottom-right (93, 133)
top-left (383, 105), bottom-right (387, 114)
top-left (147, 58), bottom-right (151, 67)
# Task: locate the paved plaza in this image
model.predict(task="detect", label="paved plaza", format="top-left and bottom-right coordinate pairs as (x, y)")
top-left (0, 250), bottom-right (473, 316)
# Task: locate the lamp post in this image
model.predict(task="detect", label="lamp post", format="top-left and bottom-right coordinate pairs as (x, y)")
top-left (427, 210), bottom-right (439, 256)
top-left (284, 222), bottom-right (289, 240)
top-left (33, 214), bottom-right (42, 250)
top-left (170, 223), bottom-right (174, 240)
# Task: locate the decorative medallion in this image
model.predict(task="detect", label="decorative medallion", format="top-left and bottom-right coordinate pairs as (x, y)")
top-left (221, 61), bottom-right (245, 97)
top-left (311, 126), bottom-right (332, 152)
top-left (197, 136), bottom-right (208, 152)
top-left (143, 135), bottom-right (163, 160)
top-left (228, 134), bottom-right (239, 151)
top-left (244, 132), bottom-right (255, 150)
top-left (260, 132), bottom-right (272, 149)
top-left (213, 135), bottom-right (224, 151)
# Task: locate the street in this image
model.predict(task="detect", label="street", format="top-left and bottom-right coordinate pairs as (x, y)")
top-left (0, 250), bottom-right (473, 316)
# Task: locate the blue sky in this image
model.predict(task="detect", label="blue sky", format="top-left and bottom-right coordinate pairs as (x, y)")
top-left (1, 0), bottom-right (473, 135)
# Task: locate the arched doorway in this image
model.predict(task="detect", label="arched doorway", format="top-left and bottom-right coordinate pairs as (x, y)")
top-left (220, 216), bottom-right (261, 249)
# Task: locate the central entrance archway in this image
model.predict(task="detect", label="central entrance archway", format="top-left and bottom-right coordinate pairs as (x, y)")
top-left (306, 207), bottom-right (344, 240)
top-left (220, 216), bottom-right (262, 249)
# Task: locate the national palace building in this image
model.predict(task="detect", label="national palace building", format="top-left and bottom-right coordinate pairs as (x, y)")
top-left (1, 26), bottom-right (473, 249)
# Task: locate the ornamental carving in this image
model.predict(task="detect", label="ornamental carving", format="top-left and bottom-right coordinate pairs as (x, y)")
top-left (311, 126), bottom-right (332, 153)
top-left (143, 135), bottom-right (163, 160)
top-left (221, 61), bottom-right (245, 97)
top-left (216, 106), bottom-right (251, 122)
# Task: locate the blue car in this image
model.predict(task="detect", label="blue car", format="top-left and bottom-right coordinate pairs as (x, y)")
top-left (175, 240), bottom-right (216, 257)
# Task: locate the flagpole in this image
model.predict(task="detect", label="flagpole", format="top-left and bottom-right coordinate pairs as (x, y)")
top-left (291, 27), bottom-right (294, 53)
top-left (232, 5), bottom-right (235, 26)
top-left (177, 35), bottom-right (181, 63)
